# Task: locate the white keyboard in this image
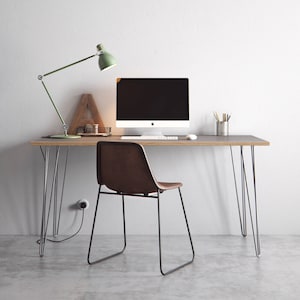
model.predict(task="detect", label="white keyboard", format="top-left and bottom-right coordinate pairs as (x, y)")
top-left (121, 135), bottom-right (178, 140)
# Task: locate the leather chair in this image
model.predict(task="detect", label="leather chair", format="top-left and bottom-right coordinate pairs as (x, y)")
top-left (87, 141), bottom-right (195, 275)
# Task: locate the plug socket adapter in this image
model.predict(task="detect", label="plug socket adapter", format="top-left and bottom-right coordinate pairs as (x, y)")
top-left (77, 199), bottom-right (89, 210)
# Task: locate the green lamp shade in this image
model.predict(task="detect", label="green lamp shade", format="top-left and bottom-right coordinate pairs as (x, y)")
top-left (99, 52), bottom-right (116, 70)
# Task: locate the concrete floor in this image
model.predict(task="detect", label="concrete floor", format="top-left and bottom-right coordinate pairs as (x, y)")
top-left (1, 235), bottom-right (300, 300)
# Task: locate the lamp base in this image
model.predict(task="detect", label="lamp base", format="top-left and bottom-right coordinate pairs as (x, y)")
top-left (50, 134), bottom-right (81, 139)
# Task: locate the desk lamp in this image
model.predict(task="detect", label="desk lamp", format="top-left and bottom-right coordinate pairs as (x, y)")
top-left (38, 44), bottom-right (116, 138)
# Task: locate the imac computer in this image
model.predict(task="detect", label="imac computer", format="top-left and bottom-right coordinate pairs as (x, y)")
top-left (116, 78), bottom-right (189, 139)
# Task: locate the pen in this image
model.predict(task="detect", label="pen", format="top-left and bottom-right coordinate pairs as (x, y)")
top-left (214, 112), bottom-right (231, 122)
top-left (213, 112), bottom-right (220, 122)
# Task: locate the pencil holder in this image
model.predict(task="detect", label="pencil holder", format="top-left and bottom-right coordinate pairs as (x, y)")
top-left (216, 121), bottom-right (229, 136)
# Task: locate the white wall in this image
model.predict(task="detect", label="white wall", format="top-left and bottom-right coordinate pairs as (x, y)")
top-left (0, 0), bottom-right (299, 235)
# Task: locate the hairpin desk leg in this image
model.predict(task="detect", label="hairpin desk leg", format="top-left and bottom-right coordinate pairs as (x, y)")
top-left (230, 145), bottom-right (261, 257)
top-left (39, 146), bottom-right (49, 257)
top-left (38, 146), bottom-right (69, 257)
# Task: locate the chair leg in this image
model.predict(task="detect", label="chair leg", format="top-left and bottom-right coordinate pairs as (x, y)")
top-left (157, 187), bottom-right (195, 275)
top-left (87, 187), bottom-right (127, 265)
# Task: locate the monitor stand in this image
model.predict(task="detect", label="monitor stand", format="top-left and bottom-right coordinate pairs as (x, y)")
top-left (140, 129), bottom-right (165, 137)
top-left (120, 129), bottom-right (178, 140)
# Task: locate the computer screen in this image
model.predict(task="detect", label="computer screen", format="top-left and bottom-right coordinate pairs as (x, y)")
top-left (116, 78), bottom-right (189, 129)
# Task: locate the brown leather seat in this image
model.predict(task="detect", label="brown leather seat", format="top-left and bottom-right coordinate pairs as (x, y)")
top-left (87, 141), bottom-right (194, 275)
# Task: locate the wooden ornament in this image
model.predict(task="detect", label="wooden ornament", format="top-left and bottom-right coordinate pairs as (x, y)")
top-left (68, 94), bottom-right (104, 134)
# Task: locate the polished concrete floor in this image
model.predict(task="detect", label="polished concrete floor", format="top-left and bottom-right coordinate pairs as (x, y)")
top-left (1, 235), bottom-right (300, 300)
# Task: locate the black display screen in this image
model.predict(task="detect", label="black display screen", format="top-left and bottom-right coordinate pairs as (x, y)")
top-left (117, 78), bottom-right (189, 121)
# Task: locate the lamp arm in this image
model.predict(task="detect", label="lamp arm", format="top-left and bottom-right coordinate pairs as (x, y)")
top-left (37, 44), bottom-right (114, 138)
top-left (42, 54), bottom-right (97, 77)
top-left (40, 79), bottom-right (68, 135)
top-left (38, 53), bottom-right (98, 136)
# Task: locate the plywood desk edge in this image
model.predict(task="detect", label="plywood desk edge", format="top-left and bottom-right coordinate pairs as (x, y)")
top-left (30, 135), bottom-right (270, 147)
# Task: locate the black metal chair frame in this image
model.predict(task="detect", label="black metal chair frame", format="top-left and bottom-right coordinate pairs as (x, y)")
top-left (87, 141), bottom-right (195, 275)
top-left (87, 185), bottom-right (195, 276)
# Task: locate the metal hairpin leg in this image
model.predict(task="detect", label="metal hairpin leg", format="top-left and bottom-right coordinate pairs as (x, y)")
top-left (39, 146), bottom-right (69, 257)
top-left (157, 187), bottom-right (195, 275)
top-left (87, 186), bottom-right (127, 265)
top-left (39, 146), bottom-right (49, 257)
top-left (230, 146), bottom-right (261, 257)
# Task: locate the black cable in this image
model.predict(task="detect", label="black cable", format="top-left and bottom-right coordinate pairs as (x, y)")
top-left (36, 209), bottom-right (85, 244)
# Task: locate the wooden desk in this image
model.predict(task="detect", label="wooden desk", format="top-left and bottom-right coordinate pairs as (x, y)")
top-left (31, 135), bottom-right (269, 147)
top-left (31, 135), bottom-right (269, 257)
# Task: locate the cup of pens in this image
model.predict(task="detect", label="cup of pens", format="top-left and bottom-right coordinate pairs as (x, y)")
top-left (214, 112), bottom-right (231, 136)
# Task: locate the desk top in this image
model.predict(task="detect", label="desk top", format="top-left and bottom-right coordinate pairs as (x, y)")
top-left (30, 135), bottom-right (270, 147)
